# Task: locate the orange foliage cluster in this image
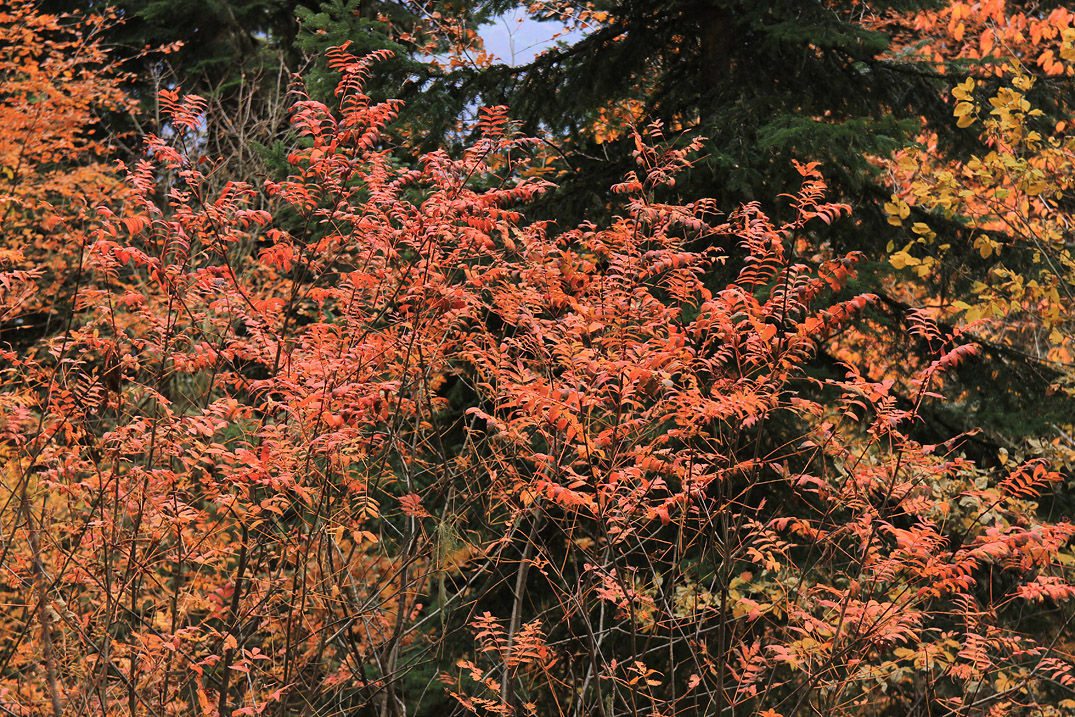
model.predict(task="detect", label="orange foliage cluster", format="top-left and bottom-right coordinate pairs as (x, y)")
top-left (0, 1), bottom-right (133, 320)
top-left (876, 0), bottom-right (1075, 75)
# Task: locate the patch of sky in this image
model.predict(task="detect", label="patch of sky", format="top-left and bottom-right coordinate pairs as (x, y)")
top-left (477, 7), bottom-right (586, 67)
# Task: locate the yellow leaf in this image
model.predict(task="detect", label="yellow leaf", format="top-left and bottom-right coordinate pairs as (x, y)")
top-left (884, 197), bottom-right (910, 221)
top-left (953, 101), bottom-right (976, 117)
top-left (953, 77), bottom-right (975, 101)
top-left (1012, 74), bottom-right (1034, 91)
top-left (890, 251), bottom-right (920, 269)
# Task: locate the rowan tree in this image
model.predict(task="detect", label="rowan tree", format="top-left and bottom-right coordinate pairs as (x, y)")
top-left (0, 28), bottom-right (1072, 716)
top-left (2, 2), bottom-right (1075, 716)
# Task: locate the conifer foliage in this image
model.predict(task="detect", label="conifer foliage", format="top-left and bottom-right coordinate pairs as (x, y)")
top-left (1, 4), bottom-right (1074, 717)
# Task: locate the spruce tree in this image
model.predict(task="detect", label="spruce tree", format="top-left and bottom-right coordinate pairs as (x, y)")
top-left (453, 0), bottom-right (1075, 457)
